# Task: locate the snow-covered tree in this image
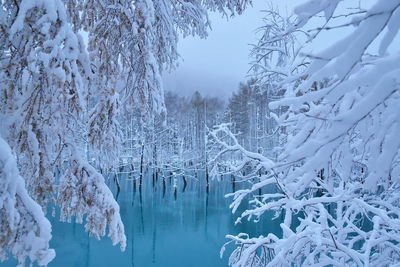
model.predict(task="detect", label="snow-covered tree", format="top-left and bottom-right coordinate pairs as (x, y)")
top-left (225, 79), bottom-right (277, 154)
top-left (1, 0), bottom-right (251, 264)
top-left (0, 0), bottom-right (127, 259)
top-left (214, 1), bottom-right (400, 266)
top-left (249, 6), bottom-right (303, 87)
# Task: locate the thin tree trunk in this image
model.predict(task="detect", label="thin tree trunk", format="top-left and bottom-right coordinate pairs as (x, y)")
top-left (182, 175), bottom-right (187, 192)
top-left (139, 143), bottom-right (144, 188)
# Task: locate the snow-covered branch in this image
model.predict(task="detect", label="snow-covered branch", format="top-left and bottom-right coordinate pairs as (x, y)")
top-left (0, 137), bottom-right (55, 266)
top-left (214, 1), bottom-right (400, 266)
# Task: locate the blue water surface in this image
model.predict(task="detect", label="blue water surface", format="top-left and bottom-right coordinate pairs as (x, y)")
top-left (4, 174), bottom-right (280, 267)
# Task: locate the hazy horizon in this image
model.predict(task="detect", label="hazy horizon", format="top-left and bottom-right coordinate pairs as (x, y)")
top-left (163, 0), bottom-right (279, 100)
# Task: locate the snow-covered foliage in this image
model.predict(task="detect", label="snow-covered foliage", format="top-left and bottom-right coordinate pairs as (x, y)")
top-left (249, 6), bottom-right (304, 88)
top-left (79, 0), bottom-right (253, 162)
top-left (213, 1), bottom-right (400, 266)
top-left (0, 0), bottom-right (252, 264)
top-left (1, 0), bottom-right (89, 207)
top-left (59, 150), bottom-right (126, 250)
top-left (0, 0), bottom-right (127, 262)
top-left (0, 137), bottom-right (55, 266)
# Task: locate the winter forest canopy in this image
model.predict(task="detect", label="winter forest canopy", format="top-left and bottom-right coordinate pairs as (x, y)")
top-left (1, 0), bottom-right (400, 266)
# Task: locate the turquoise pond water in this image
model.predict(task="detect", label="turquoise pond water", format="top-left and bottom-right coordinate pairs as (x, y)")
top-left (4, 174), bottom-right (281, 267)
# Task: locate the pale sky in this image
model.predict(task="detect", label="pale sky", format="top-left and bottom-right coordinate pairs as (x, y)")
top-left (163, 0), bottom-right (293, 99)
top-left (162, 0), bottom-right (395, 100)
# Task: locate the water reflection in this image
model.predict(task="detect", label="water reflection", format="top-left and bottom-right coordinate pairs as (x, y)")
top-left (4, 173), bottom-right (281, 267)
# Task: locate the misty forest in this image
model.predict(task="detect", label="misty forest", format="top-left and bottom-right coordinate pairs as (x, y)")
top-left (1, 0), bottom-right (400, 266)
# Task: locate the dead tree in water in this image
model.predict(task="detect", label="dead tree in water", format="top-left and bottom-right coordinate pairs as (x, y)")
top-left (162, 174), bottom-right (166, 198)
top-left (114, 173), bottom-right (121, 200)
top-left (231, 174), bottom-right (236, 192)
top-left (173, 177), bottom-right (177, 200)
top-left (182, 175), bottom-right (187, 192)
top-left (152, 143), bottom-right (159, 187)
top-left (205, 163), bottom-right (209, 194)
top-left (139, 143), bottom-right (145, 188)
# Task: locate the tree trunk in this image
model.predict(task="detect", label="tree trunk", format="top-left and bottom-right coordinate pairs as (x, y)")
top-left (139, 143), bottom-right (144, 188)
